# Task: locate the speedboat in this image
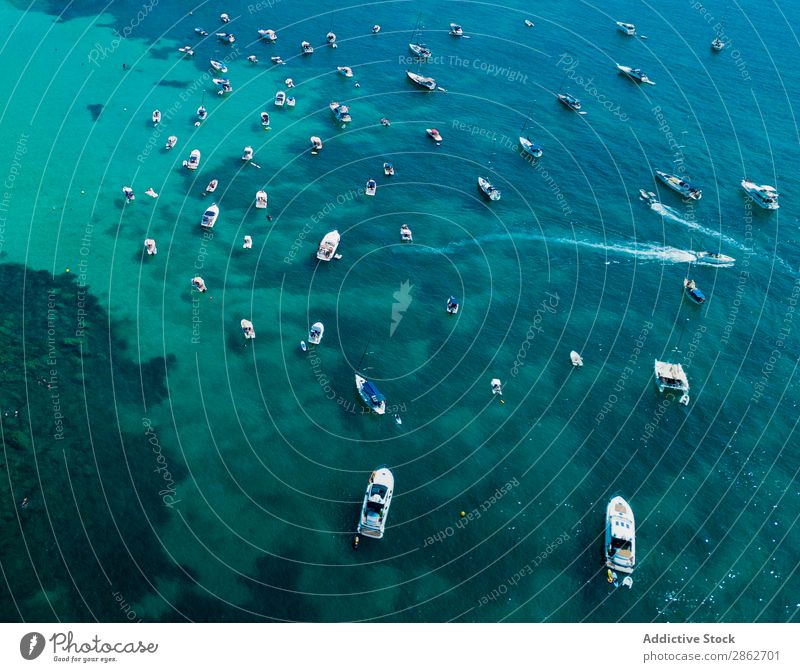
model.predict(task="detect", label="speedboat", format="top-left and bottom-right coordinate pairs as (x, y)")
top-left (122, 186), bottom-right (135, 202)
top-left (557, 92), bottom-right (582, 111)
top-left (478, 176), bottom-right (501, 201)
top-left (365, 179), bottom-right (377, 196)
top-left (570, 351), bottom-right (584, 366)
top-left (308, 322), bottom-right (324, 345)
top-left (243, 235), bottom-right (253, 249)
top-left (684, 278), bottom-right (705, 304)
top-left (201, 203), bottom-right (219, 229)
top-left (656, 170), bottom-right (702, 200)
top-left (372, 25), bottom-right (381, 33)
top-left (317, 230), bottom-right (340, 261)
top-left (247, 55), bottom-right (258, 64)
top-left (260, 111), bottom-right (270, 129)
top-left (286, 96), bottom-right (296, 107)
top-left (616, 21), bottom-right (636, 36)
top-left (711, 37), bottom-right (725, 51)
top-left (241, 319), bottom-right (256, 339)
top-left (426, 128), bottom-right (442, 142)
top-left (326, 31), bottom-right (336, 44)
top-left (446, 296), bottom-right (459, 314)
top-left (258, 29), bottom-right (277, 42)
top-left (144, 238), bottom-right (157, 255)
top-left (406, 70), bottom-right (437, 90)
top-left (183, 149), bottom-right (201, 170)
top-left (329, 101), bottom-right (351, 123)
top-left (285, 77), bottom-right (294, 88)
top-left (741, 180), bottom-right (779, 209)
top-left (695, 251), bottom-right (735, 265)
top-left (220, 13), bottom-right (230, 23)
top-left (310, 136), bottom-right (323, 153)
top-left (518, 136), bottom-right (543, 158)
top-left (409, 43), bottom-right (432, 59)
top-left (337, 66), bottom-right (354, 77)
top-left (380, 117), bottom-right (391, 126)
top-left (197, 105), bottom-right (207, 122)
top-left (165, 135), bottom-right (177, 150)
top-left (152, 109), bottom-right (161, 125)
top-left (209, 59), bottom-right (227, 73)
top-left (491, 378), bottom-right (502, 395)
top-left (274, 90), bottom-right (286, 106)
top-left (241, 146), bottom-right (254, 161)
top-left (384, 162), bottom-right (394, 176)
top-left (192, 276), bottom-right (207, 293)
top-left (203, 179), bottom-right (218, 195)
top-left (194, 28), bottom-right (208, 36)
top-left (178, 46), bottom-right (194, 56)
top-left (300, 41), bottom-right (314, 54)
top-left (449, 23), bottom-right (464, 36)
top-left (617, 64), bottom-right (656, 85)
top-left (654, 359), bottom-right (690, 405)
top-left (216, 32), bottom-right (235, 44)
top-left (271, 56), bottom-right (285, 65)
top-left (400, 224), bottom-right (412, 241)
top-left (212, 77), bottom-right (230, 87)
top-left (524, 19), bottom-right (535, 27)
top-left (605, 496), bottom-right (636, 574)
top-left (357, 467), bottom-right (394, 538)
top-left (216, 81), bottom-right (233, 95)
top-left (355, 375), bottom-right (387, 415)
top-left (255, 190), bottom-right (268, 209)
top-left (639, 188), bottom-right (658, 204)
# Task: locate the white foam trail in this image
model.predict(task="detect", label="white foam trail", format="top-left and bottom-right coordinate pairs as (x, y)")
top-left (649, 202), bottom-right (743, 250)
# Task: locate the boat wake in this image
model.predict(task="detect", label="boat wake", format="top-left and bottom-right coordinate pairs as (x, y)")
top-left (649, 202), bottom-right (743, 249)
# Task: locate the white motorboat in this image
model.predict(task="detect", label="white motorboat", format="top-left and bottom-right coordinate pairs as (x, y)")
top-left (183, 149), bottom-right (201, 170)
top-left (616, 21), bottom-right (636, 36)
top-left (605, 496), bottom-right (636, 574)
top-left (241, 319), bottom-right (256, 339)
top-left (654, 359), bottom-right (690, 405)
top-left (243, 235), bottom-right (253, 249)
top-left (519, 136), bottom-right (543, 158)
top-left (400, 224), bottom-right (412, 241)
top-left (426, 128), bottom-right (442, 143)
top-left (695, 251), bottom-right (735, 265)
top-left (407, 70), bottom-right (437, 90)
top-left (570, 351), bottom-right (584, 366)
top-left (216, 81), bottom-right (233, 95)
top-left (217, 32), bottom-right (235, 44)
top-left (152, 109), bottom-right (161, 125)
top-left (449, 22), bottom-right (464, 36)
top-left (639, 188), bottom-right (658, 205)
top-left (357, 467), bottom-right (394, 538)
top-left (337, 66), bottom-right (354, 78)
top-left (197, 105), bottom-right (207, 122)
top-left (286, 96), bottom-right (296, 107)
top-left (656, 171), bottom-right (702, 200)
top-left (617, 64), bottom-right (656, 85)
top-left (194, 28), bottom-right (208, 36)
top-left (365, 179), bottom-right (377, 196)
top-left (355, 375), bottom-right (387, 415)
top-left (301, 41), bottom-right (314, 54)
top-left (274, 90), bottom-right (286, 106)
top-left (741, 179), bottom-right (779, 209)
top-left (409, 43), bottom-right (432, 59)
top-left (524, 19), bottom-right (535, 27)
top-left (260, 111), bottom-right (270, 129)
top-left (329, 101), bottom-right (351, 123)
top-left (242, 146), bottom-right (254, 161)
top-left (446, 296), bottom-right (459, 314)
top-left (209, 59), bottom-right (227, 73)
top-left (372, 25), bottom-right (381, 33)
top-left (478, 176), bottom-right (501, 201)
top-left (326, 31), bottom-right (336, 44)
top-left (255, 190), bottom-right (268, 209)
top-left (203, 179), bottom-right (218, 195)
top-left (220, 13), bottom-right (230, 23)
top-left (285, 77), bottom-right (294, 88)
top-left (144, 238), bottom-right (157, 255)
top-left (165, 135), bottom-right (177, 150)
top-left (122, 186), bottom-right (135, 202)
top-left (192, 276), bottom-right (207, 292)
top-left (201, 203), bottom-right (219, 229)
top-left (247, 54), bottom-right (258, 64)
top-left (145, 187), bottom-right (158, 198)
top-left (271, 56), bottom-right (285, 65)
top-left (178, 46), bottom-right (194, 56)
top-left (711, 37), bottom-right (725, 51)
top-left (491, 378), bottom-right (502, 395)
top-left (258, 28), bottom-right (277, 42)
top-left (310, 136), bottom-right (323, 153)
top-left (308, 322), bottom-right (324, 345)
top-left (317, 230), bottom-right (340, 261)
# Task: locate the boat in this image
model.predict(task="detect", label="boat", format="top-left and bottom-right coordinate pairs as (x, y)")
top-left (300, 341), bottom-right (307, 352)
top-left (241, 146), bottom-right (254, 162)
top-left (449, 23), bottom-right (464, 37)
top-left (656, 171), bottom-right (702, 200)
top-left (329, 101), bottom-right (351, 123)
top-left (192, 276), bottom-right (207, 292)
top-left (326, 31), bottom-right (336, 44)
top-left (491, 378), bottom-right (502, 395)
top-left (380, 117), bottom-right (391, 126)
top-left (145, 187), bottom-right (158, 198)
top-left (518, 136), bottom-right (543, 158)
top-left (122, 186), bottom-right (135, 202)
top-left (243, 235), bottom-right (253, 249)
top-left (446, 296), bottom-right (459, 314)
top-left (372, 25), bottom-right (381, 33)
top-left (258, 28), bottom-right (277, 42)
top-left (253, 190), bottom-right (268, 209)
top-left (570, 351), bottom-right (584, 366)
top-left (144, 238), bottom-right (157, 255)
top-left (301, 41), bottom-right (314, 54)
top-left (409, 43), bottom-right (432, 59)
top-left (400, 224), bottom-right (413, 241)
top-left (260, 111), bottom-right (270, 129)
top-left (384, 162), bottom-right (394, 176)
top-left (524, 19), bottom-right (535, 27)
top-left (196, 105), bottom-right (207, 122)
top-left (741, 180), bottom-right (779, 210)
top-left (165, 135), bottom-right (177, 150)
top-left (152, 109), bottom-right (161, 125)
top-left (355, 375), bottom-right (387, 415)
top-left (216, 32), bottom-right (235, 44)
top-left (557, 92), bottom-right (582, 111)
top-left (394, 415), bottom-right (402, 425)
top-left (209, 59), bottom-right (227, 73)
top-left (274, 90), bottom-right (286, 106)
top-left (684, 278), bottom-right (705, 304)
top-left (271, 56), bottom-right (285, 65)
top-left (365, 179), bottom-right (377, 196)
top-left (201, 203), bottom-right (219, 229)
top-left (247, 55), bottom-right (258, 64)
top-left (178, 46), bottom-right (194, 56)
top-left (694, 251), bottom-right (735, 265)
top-left (286, 96), bottom-right (296, 107)
top-left (317, 230), bottom-right (340, 261)
top-left (478, 176), bottom-right (501, 201)
top-left (711, 37), bottom-right (725, 51)
top-left (426, 128), bottom-right (442, 142)
top-left (337, 66), bottom-right (354, 78)
top-left (654, 359), bottom-right (690, 405)
top-left (194, 28), bottom-right (208, 36)
top-left (216, 81), bottom-right (233, 95)
top-left (308, 322), bottom-right (324, 345)
top-left (639, 188), bottom-right (658, 205)
top-left (241, 319), bottom-right (256, 339)
top-left (285, 77), bottom-right (294, 88)
top-left (406, 70), bottom-right (437, 90)
top-left (616, 64), bottom-right (656, 85)
top-left (220, 13), bottom-right (230, 23)
top-left (310, 136), bottom-right (323, 153)
top-left (616, 21), bottom-right (636, 35)
top-left (183, 149), bottom-right (201, 170)
top-left (204, 179), bottom-right (218, 195)
top-left (605, 496), bottom-right (636, 574)
top-left (356, 467), bottom-right (394, 538)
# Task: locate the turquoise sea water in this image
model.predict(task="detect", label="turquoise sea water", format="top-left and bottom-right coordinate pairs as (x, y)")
top-left (1, 0), bottom-right (799, 622)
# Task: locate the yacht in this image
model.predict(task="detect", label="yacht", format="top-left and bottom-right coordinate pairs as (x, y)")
top-left (191, 276), bottom-right (207, 293)
top-left (449, 23), bottom-right (464, 37)
top-left (216, 32), bottom-right (235, 44)
top-left (329, 101), bottom-right (352, 123)
top-left (286, 96), bottom-right (296, 107)
top-left (241, 319), bottom-right (256, 339)
top-left (258, 28), bottom-right (277, 42)
top-left (271, 56), bottom-right (285, 65)
top-left (203, 179), bottom-right (218, 195)
top-left (201, 203), bottom-right (219, 229)
top-left (654, 359), bottom-right (690, 405)
top-left (337, 66), bottom-right (354, 78)
top-left (446, 296), bottom-right (459, 314)
top-left (372, 25), bottom-right (381, 33)
top-left (570, 351), bottom-right (584, 366)
top-left (426, 128), bottom-right (443, 142)
top-left (365, 179), bottom-right (377, 196)
top-left (605, 496), bottom-right (636, 574)
top-left (326, 32), bottom-right (336, 45)
top-left (616, 64), bottom-right (656, 85)
top-left (274, 90), bottom-right (286, 106)
top-left (178, 46), bottom-right (194, 56)
top-left (491, 379), bottom-right (503, 395)
top-left (711, 37), bottom-right (725, 51)
top-left (196, 105), bottom-right (207, 122)
top-left (242, 146), bottom-right (254, 161)
top-left (216, 81), bottom-right (233, 95)
top-left (695, 251), bottom-right (735, 265)
top-left (409, 43), bottom-right (432, 59)
top-left (519, 136), bottom-right (543, 158)
top-left (144, 238), bottom-right (157, 255)
top-left (383, 162), bottom-right (395, 176)
top-left (310, 136), bottom-right (323, 153)
top-left (122, 186), bottom-right (135, 202)
top-left (209, 59), bottom-right (227, 73)
top-left (355, 375), bottom-right (387, 414)
top-left (317, 230), bottom-right (340, 261)
top-left (152, 109), bottom-right (161, 125)
top-left (183, 149), bottom-right (201, 170)
top-left (616, 21), bottom-right (636, 36)
top-left (285, 77), bottom-right (295, 88)
top-left (478, 176), bottom-right (501, 201)
top-left (220, 13), bottom-right (230, 23)
top-left (400, 224), bottom-right (413, 241)
top-left (406, 70), bottom-right (437, 90)
top-left (243, 235), bottom-right (253, 249)
top-left (165, 135), bottom-right (177, 150)
top-left (308, 322), bottom-right (324, 345)
top-left (301, 41), bottom-right (314, 54)
top-left (356, 467), bottom-right (394, 538)
top-left (260, 112), bottom-right (270, 129)
top-left (524, 19), bottom-right (535, 27)
top-left (656, 171), bottom-right (702, 200)
top-left (247, 55), bottom-right (258, 64)
top-left (255, 190), bottom-right (268, 209)
top-left (741, 180), bottom-right (779, 209)
top-left (557, 93), bottom-right (582, 111)
top-left (684, 278), bottom-right (705, 304)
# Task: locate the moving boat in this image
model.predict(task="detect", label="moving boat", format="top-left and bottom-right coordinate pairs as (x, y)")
top-left (400, 224), bottom-right (413, 241)
top-left (357, 467), bottom-right (394, 538)
top-left (165, 135), bottom-right (177, 150)
top-left (741, 180), bottom-right (779, 209)
top-left (308, 322), bottom-right (324, 345)
top-left (152, 109), bottom-right (161, 125)
top-left (122, 186), bottom-right (135, 202)
top-left (204, 179), bottom-right (218, 195)
top-left (449, 23), bottom-right (464, 36)
top-left (711, 37), bottom-right (725, 51)
top-left (426, 128), bottom-right (442, 142)
top-left (605, 496), bottom-right (636, 574)
top-left (260, 111), bottom-right (270, 129)
top-left (639, 188), bottom-right (658, 205)
top-left (478, 176), bottom-right (501, 201)
top-left (616, 21), bottom-right (636, 36)
top-left (518, 136), bottom-right (543, 158)
top-left (617, 64), bottom-right (656, 85)
top-left (144, 238), bottom-right (157, 255)
top-left (201, 203), bottom-right (219, 229)
top-left (241, 319), bottom-right (256, 339)
top-left (654, 359), bottom-right (690, 405)
top-left (337, 66), bottom-right (354, 78)
top-left (183, 149), bottom-right (201, 170)
top-left (355, 375), bottom-right (387, 415)
top-left (406, 70), bottom-right (437, 90)
top-left (383, 162), bottom-right (394, 176)
top-left (317, 230), bottom-right (340, 261)
top-left (329, 101), bottom-right (352, 123)
top-left (255, 190), bottom-right (268, 209)
top-left (209, 59), bottom-right (227, 73)
top-left (446, 296), bottom-right (459, 314)
top-left (192, 277), bottom-right (207, 292)
top-left (310, 136), bottom-right (323, 153)
top-left (684, 278), bottom-right (705, 304)
top-left (300, 41), bottom-right (314, 54)
top-left (695, 251), bottom-right (735, 265)
top-left (656, 170), bottom-right (702, 200)
top-left (491, 378), bottom-right (502, 395)
top-left (242, 146), bottom-right (254, 161)
top-left (570, 351), bottom-right (584, 366)
top-left (365, 179), bottom-right (377, 196)
top-left (258, 28), bottom-right (277, 42)
top-left (274, 90), bottom-right (286, 106)
top-left (557, 92), bottom-right (582, 111)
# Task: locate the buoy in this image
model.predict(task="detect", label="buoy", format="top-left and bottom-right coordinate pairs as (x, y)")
top-left (499, 399), bottom-right (505, 405)
top-left (352, 535), bottom-right (360, 549)
top-left (65, 268), bottom-right (70, 273)
top-left (460, 511), bottom-right (465, 517)
top-left (607, 569), bottom-right (614, 583)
